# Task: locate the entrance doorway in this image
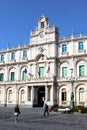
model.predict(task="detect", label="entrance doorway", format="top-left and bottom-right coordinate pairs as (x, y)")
top-left (38, 87), bottom-right (45, 107)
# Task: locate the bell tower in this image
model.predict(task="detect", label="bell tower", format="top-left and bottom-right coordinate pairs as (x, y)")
top-left (30, 15), bottom-right (59, 45)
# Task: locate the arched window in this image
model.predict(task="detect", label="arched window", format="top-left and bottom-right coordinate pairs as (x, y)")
top-left (61, 88), bottom-right (67, 101)
top-left (8, 90), bottom-right (12, 102)
top-left (79, 88), bottom-right (84, 102)
top-left (20, 90), bottom-right (25, 102)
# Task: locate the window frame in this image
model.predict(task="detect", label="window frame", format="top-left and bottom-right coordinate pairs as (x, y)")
top-left (62, 44), bottom-right (67, 53)
top-left (0, 73), bottom-right (4, 81)
top-left (41, 22), bottom-right (44, 28)
top-left (11, 52), bottom-right (15, 60)
top-left (61, 88), bottom-right (67, 102)
top-left (0, 54), bottom-right (4, 61)
top-left (79, 88), bottom-right (84, 102)
top-left (23, 50), bottom-right (27, 59)
top-left (62, 67), bottom-right (68, 78)
top-left (79, 65), bottom-right (85, 77)
top-left (78, 41), bottom-right (84, 51)
top-left (10, 72), bottom-right (15, 81)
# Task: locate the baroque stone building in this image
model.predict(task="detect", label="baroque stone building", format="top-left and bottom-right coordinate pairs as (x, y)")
top-left (0, 15), bottom-right (87, 107)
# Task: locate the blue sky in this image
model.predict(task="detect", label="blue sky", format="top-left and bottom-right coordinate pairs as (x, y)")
top-left (0, 0), bottom-right (87, 50)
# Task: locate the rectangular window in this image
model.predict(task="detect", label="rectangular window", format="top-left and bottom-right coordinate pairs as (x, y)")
top-left (78, 42), bottom-right (84, 50)
top-left (62, 44), bottom-right (67, 53)
top-left (11, 72), bottom-right (14, 81)
top-left (22, 69), bottom-right (27, 80)
top-left (0, 54), bottom-right (4, 61)
top-left (22, 72), bottom-right (27, 80)
top-left (79, 65), bottom-right (85, 76)
top-left (62, 67), bottom-right (67, 78)
top-left (23, 51), bottom-right (27, 58)
top-left (39, 67), bottom-right (45, 78)
top-left (11, 52), bottom-right (15, 60)
top-left (0, 73), bottom-right (3, 81)
top-left (41, 22), bottom-right (44, 28)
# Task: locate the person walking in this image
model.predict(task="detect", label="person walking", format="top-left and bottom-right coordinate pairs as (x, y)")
top-left (14, 104), bottom-right (20, 123)
top-left (43, 101), bottom-right (49, 116)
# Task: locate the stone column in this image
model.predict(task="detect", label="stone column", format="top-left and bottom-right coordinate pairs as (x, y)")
top-left (3, 85), bottom-right (7, 107)
top-left (26, 86), bottom-right (29, 101)
top-left (5, 65), bottom-right (9, 81)
top-left (45, 84), bottom-right (48, 101)
top-left (17, 64), bottom-right (21, 81)
top-left (31, 86), bottom-right (34, 107)
top-left (15, 85), bottom-right (18, 104)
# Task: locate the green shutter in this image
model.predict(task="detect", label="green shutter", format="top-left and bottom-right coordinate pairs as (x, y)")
top-left (40, 67), bottom-right (44, 78)
top-left (0, 73), bottom-right (3, 81)
top-left (22, 72), bottom-right (27, 80)
top-left (79, 65), bottom-right (84, 76)
top-left (62, 67), bottom-right (67, 78)
top-left (11, 72), bottom-right (14, 81)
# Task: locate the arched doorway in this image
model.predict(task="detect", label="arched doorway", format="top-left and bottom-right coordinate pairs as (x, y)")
top-left (38, 87), bottom-right (45, 107)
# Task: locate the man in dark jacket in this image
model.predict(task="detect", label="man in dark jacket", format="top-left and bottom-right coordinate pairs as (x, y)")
top-left (14, 104), bottom-right (20, 123)
top-left (43, 102), bottom-right (49, 116)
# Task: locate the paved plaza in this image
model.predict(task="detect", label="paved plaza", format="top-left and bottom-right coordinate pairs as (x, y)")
top-left (0, 107), bottom-right (87, 130)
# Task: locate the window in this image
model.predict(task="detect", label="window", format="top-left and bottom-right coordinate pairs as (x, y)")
top-left (23, 51), bottom-right (27, 58)
top-left (0, 54), bottom-right (4, 61)
top-left (61, 88), bottom-right (67, 101)
top-left (20, 90), bottom-right (25, 102)
top-left (79, 88), bottom-right (84, 102)
top-left (62, 44), bottom-right (67, 53)
top-left (41, 22), bottom-right (44, 28)
top-left (79, 65), bottom-right (85, 76)
top-left (10, 72), bottom-right (15, 81)
top-left (22, 68), bottom-right (27, 80)
top-left (11, 52), bottom-right (15, 60)
top-left (0, 73), bottom-right (3, 81)
top-left (39, 67), bottom-right (45, 78)
top-left (62, 67), bottom-right (67, 78)
top-left (78, 42), bottom-right (84, 50)
top-left (8, 90), bottom-right (12, 102)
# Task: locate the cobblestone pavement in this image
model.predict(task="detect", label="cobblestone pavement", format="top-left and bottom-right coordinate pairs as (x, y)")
top-left (0, 107), bottom-right (87, 130)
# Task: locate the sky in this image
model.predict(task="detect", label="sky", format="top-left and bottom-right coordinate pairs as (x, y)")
top-left (0, 0), bottom-right (87, 50)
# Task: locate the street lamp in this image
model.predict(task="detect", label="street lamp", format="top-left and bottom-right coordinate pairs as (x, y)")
top-left (70, 68), bottom-right (74, 109)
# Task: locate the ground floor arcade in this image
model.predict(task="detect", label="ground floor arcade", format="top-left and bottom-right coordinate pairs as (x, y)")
top-left (0, 81), bottom-right (87, 107)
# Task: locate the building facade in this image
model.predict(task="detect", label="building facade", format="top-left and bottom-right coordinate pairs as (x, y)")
top-left (0, 15), bottom-right (87, 107)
